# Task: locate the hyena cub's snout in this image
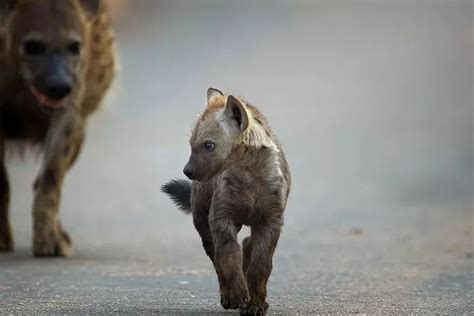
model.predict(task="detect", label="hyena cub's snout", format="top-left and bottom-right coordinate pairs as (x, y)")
top-left (183, 143), bottom-right (224, 182)
top-left (183, 153), bottom-right (210, 181)
top-left (182, 151), bottom-right (214, 181)
top-left (182, 159), bottom-right (194, 180)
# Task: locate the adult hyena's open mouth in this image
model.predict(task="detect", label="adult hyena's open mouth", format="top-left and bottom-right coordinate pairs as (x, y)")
top-left (30, 86), bottom-right (66, 111)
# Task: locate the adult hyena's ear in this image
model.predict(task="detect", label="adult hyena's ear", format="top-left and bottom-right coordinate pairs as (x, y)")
top-left (79, 0), bottom-right (102, 16)
top-left (224, 95), bottom-right (249, 133)
top-left (207, 87), bottom-right (224, 103)
top-left (0, 0), bottom-right (15, 20)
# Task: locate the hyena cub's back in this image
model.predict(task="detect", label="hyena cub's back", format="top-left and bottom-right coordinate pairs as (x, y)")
top-left (163, 88), bottom-right (291, 315)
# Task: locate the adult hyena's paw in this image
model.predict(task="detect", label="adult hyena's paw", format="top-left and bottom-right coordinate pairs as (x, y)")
top-left (240, 300), bottom-right (269, 316)
top-left (220, 280), bottom-right (250, 310)
top-left (33, 224), bottom-right (73, 257)
top-left (0, 227), bottom-right (14, 252)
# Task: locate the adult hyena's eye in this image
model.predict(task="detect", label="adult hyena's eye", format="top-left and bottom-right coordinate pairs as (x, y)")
top-left (204, 141), bottom-right (215, 152)
top-left (68, 41), bottom-right (81, 56)
top-left (23, 40), bottom-right (46, 56)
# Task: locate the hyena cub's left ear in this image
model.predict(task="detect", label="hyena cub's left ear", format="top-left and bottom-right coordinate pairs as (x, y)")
top-left (224, 95), bottom-right (249, 133)
top-left (79, 0), bottom-right (102, 16)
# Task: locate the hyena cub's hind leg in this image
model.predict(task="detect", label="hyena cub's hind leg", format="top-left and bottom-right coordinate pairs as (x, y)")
top-left (242, 236), bottom-right (253, 275)
top-left (32, 111), bottom-right (84, 257)
top-left (240, 223), bottom-right (282, 316)
top-left (0, 135), bottom-right (13, 251)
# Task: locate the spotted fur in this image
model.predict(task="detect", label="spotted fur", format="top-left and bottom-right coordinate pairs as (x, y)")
top-left (0, 0), bottom-right (116, 256)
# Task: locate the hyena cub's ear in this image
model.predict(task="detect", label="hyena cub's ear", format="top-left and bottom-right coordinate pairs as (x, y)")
top-left (79, 0), bottom-right (102, 16)
top-left (224, 95), bottom-right (249, 133)
top-left (207, 87), bottom-right (224, 103)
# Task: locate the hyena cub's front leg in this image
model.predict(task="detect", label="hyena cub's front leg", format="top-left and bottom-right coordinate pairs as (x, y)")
top-left (210, 207), bottom-right (250, 310)
top-left (33, 110), bottom-right (84, 257)
top-left (241, 223), bottom-right (281, 316)
top-left (193, 210), bottom-right (215, 262)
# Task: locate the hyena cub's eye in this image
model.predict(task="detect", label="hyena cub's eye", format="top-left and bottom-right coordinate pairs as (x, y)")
top-left (68, 41), bottom-right (81, 56)
top-left (23, 40), bottom-right (46, 56)
top-left (204, 141), bottom-right (215, 152)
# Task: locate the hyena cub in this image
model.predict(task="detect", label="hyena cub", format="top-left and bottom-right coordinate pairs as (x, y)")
top-left (162, 88), bottom-right (291, 315)
top-left (0, 0), bottom-right (116, 256)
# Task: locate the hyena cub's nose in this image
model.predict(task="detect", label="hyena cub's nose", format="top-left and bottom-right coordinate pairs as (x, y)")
top-left (46, 83), bottom-right (72, 100)
top-left (183, 165), bottom-right (194, 179)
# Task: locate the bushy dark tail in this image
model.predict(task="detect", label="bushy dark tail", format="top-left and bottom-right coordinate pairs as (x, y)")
top-left (161, 179), bottom-right (192, 214)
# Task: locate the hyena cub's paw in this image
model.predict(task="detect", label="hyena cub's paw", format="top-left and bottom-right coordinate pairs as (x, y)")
top-left (220, 280), bottom-right (250, 310)
top-left (240, 300), bottom-right (269, 316)
top-left (33, 223), bottom-right (73, 257)
top-left (0, 227), bottom-right (14, 252)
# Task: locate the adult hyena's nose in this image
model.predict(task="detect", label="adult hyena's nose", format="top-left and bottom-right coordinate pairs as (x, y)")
top-left (41, 55), bottom-right (73, 100)
top-left (46, 83), bottom-right (72, 100)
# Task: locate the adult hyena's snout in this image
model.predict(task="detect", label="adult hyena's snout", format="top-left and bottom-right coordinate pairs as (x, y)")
top-left (34, 55), bottom-right (74, 102)
top-left (42, 78), bottom-right (72, 100)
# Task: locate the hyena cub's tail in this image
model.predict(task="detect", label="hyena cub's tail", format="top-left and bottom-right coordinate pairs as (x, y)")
top-left (161, 179), bottom-right (192, 214)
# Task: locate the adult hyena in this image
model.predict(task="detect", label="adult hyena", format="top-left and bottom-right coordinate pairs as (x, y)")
top-left (0, 0), bottom-right (116, 257)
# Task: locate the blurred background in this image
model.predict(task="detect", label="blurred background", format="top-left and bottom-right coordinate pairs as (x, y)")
top-left (2, 0), bottom-right (473, 314)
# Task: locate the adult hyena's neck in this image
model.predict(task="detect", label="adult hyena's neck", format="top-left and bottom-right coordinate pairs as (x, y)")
top-left (81, 9), bottom-right (117, 117)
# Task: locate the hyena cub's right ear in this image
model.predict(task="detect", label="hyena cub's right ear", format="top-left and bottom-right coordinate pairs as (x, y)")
top-left (224, 95), bottom-right (249, 133)
top-left (207, 87), bottom-right (224, 103)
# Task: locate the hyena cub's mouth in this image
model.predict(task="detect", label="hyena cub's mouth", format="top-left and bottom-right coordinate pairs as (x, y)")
top-left (30, 86), bottom-right (66, 110)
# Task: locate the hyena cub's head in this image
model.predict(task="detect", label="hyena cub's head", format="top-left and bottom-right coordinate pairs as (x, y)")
top-left (184, 88), bottom-right (250, 181)
top-left (1, 0), bottom-right (101, 110)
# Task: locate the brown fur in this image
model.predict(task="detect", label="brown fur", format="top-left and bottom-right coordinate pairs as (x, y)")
top-left (162, 88), bottom-right (291, 315)
top-left (0, 0), bottom-right (116, 256)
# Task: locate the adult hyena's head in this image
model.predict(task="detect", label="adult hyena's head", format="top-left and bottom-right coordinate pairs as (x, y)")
top-left (184, 88), bottom-right (250, 182)
top-left (1, 0), bottom-right (100, 110)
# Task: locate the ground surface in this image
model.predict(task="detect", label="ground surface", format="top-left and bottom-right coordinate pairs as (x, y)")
top-left (1, 1), bottom-right (473, 315)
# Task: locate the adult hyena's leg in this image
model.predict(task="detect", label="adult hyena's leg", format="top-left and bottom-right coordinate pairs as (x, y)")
top-left (32, 110), bottom-right (84, 257)
top-left (240, 223), bottom-right (281, 316)
top-left (0, 132), bottom-right (13, 251)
